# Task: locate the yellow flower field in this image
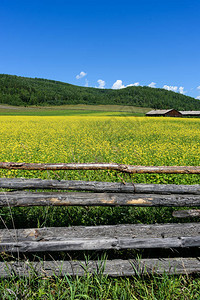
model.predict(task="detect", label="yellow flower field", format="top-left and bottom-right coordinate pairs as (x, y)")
top-left (0, 116), bottom-right (200, 183)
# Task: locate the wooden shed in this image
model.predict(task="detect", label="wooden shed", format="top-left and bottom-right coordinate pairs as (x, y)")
top-left (180, 111), bottom-right (200, 117)
top-left (146, 109), bottom-right (182, 117)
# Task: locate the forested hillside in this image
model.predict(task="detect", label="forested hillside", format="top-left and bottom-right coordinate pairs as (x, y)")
top-left (0, 74), bottom-right (200, 110)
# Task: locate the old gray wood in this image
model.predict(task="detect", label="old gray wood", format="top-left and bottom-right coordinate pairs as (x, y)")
top-left (1, 178), bottom-right (200, 194)
top-left (1, 237), bottom-right (200, 252)
top-left (1, 223), bottom-right (200, 252)
top-left (0, 258), bottom-right (200, 277)
top-left (0, 191), bottom-right (200, 207)
top-left (1, 223), bottom-right (200, 242)
top-left (173, 210), bottom-right (200, 218)
top-left (1, 162), bottom-right (200, 174)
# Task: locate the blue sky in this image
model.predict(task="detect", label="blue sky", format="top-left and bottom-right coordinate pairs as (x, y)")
top-left (0, 0), bottom-right (200, 99)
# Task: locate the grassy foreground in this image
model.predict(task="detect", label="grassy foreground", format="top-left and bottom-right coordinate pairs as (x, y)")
top-left (0, 115), bottom-right (200, 299)
top-left (0, 272), bottom-right (199, 299)
top-left (0, 104), bottom-right (150, 116)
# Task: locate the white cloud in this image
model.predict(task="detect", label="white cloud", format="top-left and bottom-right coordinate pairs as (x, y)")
top-left (179, 86), bottom-right (185, 94)
top-left (76, 71), bottom-right (87, 79)
top-left (112, 80), bottom-right (141, 89)
top-left (85, 79), bottom-right (89, 87)
top-left (163, 85), bottom-right (178, 92)
top-left (97, 79), bottom-right (105, 89)
top-left (196, 96), bottom-right (200, 100)
top-left (163, 85), bottom-right (186, 94)
top-left (126, 82), bottom-right (140, 87)
top-left (197, 86), bottom-right (200, 90)
top-left (148, 82), bottom-right (156, 88)
top-left (112, 80), bottom-right (125, 89)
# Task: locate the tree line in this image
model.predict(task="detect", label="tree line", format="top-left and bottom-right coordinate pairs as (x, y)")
top-left (0, 74), bottom-right (200, 110)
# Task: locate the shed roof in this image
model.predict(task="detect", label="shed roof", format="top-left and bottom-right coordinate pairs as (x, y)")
top-left (180, 111), bottom-right (200, 115)
top-left (146, 109), bottom-right (175, 115)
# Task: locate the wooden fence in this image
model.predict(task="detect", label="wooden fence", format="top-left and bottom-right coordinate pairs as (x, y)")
top-left (0, 163), bottom-right (200, 277)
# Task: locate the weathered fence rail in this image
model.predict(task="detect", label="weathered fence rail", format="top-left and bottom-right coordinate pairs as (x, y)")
top-left (1, 178), bottom-right (200, 193)
top-left (0, 223), bottom-right (200, 252)
top-left (173, 209), bottom-right (200, 218)
top-left (0, 163), bottom-right (200, 277)
top-left (1, 191), bottom-right (200, 207)
top-left (1, 258), bottom-right (200, 278)
top-left (1, 161), bottom-right (200, 174)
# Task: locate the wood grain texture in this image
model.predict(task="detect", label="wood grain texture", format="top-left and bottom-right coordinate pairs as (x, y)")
top-left (0, 223), bottom-right (200, 252)
top-left (0, 258), bottom-right (200, 277)
top-left (1, 162), bottom-right (200, 174)
top-left (173, 210), bottom-right (200, 218)
top-left (1, 223), bottom-right (200, 242)
top-left (1, 237), bottom-right (200, 252)
top-left (0, 191), bottom-right (200, 207)
top-left (1, 178), bottom-right (200, 194)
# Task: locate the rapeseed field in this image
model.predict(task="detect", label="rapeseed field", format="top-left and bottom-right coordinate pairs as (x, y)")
top-left (0, 115), bottom-right (200, 184)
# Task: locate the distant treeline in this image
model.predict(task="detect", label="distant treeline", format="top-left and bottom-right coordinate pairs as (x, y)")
top-left (0, 74), bottom-right (200, 110)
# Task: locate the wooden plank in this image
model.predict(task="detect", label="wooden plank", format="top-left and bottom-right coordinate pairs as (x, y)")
top-left (0, 191), bottom-right (200, 207)
top-left (1, 162), bottom-right (200, 174)
top-left (1, 223), bottom-right (200, 242)
top-left (1, 236), bottom-right (200, 252)
top-left (1, 223), bottom-right (200, 252)
top-left (173, 210), bottom-right (200, 218)
top-left (1, 178), bottom-right (200, 194)
top-left (0, 258), bottom-right (200, 277)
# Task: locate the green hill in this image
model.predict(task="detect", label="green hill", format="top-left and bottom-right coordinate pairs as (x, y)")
top-left (0, 74), bottom-right (200, 110)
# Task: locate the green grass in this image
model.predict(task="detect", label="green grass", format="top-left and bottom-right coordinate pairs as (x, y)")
top-left (0, 109), bottom-right (145, 117)
top-left (0, 270), bottom-right (199, 299)
top-left (0, 104), bottom-right (150, 116)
